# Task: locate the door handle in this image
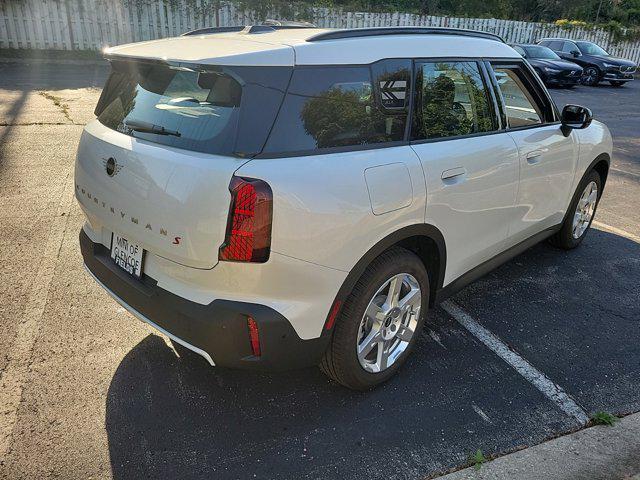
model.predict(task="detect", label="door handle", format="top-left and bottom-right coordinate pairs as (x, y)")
top-left (441, 166), bottom-right (467, 185)
top-left (526, 150), bottom-right (543, 164)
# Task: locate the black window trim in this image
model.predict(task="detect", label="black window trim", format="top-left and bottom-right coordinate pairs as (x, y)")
top-left (486, 59), bottom-right (560, 132)
top-left (409, 57), bottom-right (505, 147)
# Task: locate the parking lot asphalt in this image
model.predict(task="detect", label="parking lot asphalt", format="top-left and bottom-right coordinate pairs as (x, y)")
top-left (0, 61), bottom-right (638, 480)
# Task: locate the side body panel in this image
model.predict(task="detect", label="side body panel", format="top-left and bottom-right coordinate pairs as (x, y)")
top-left (234, 146), bottom-right (427, 272)
top-left (569, 120), bottom-right (613, 198)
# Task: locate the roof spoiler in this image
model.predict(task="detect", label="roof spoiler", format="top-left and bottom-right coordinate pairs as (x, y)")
top-left (306, 27), bottom-right (505, 43)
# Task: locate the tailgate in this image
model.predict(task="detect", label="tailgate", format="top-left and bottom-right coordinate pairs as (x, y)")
top-left (75, 120), bottom-right (245, 269)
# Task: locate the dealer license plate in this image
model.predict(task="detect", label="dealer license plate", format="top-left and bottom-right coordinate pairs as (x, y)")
top-left (110, 233), bottom-right (144, 279)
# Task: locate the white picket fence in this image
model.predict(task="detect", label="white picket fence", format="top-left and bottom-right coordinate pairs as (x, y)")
top-left (1, 0), bottom-right (640, 63)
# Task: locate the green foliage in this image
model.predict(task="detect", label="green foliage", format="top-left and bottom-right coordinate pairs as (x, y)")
top-left (123, 0), bottom-right (640, 32)
top-left (591, 411), bottom-right (618, 426)
top-left (229, 0), bottom-right (640, 26)
top-left (469, 449), bottom-right (487, 471)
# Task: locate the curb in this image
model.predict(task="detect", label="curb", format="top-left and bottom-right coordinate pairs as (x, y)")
top-left (434, 412), bottom-right (640, 480)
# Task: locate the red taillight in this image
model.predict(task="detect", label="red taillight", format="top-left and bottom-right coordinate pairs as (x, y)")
top-left (247, 316), bottom-right (261, 356)
top-left (219, 176), bottom-right (273, 263)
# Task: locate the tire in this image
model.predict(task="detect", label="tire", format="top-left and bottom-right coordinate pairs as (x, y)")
top-left (320, 247), bottom-right (429, 390)
top-left (582, 67), bottom-right (600, 86)
top-left (609, 81), bottom-right (625, 87)
top-left (549, 169), bottom-right (602, 249)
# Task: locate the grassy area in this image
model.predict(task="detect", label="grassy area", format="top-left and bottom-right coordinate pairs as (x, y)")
top-left (0, 48), bottom-right (103, 61)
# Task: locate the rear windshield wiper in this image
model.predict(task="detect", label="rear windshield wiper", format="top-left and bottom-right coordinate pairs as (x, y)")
top-left (125, 119), bottom-right (181, 137)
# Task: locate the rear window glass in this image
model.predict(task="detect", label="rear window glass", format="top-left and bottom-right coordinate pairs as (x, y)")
top-left (263, 61), bottom-right (410, 154)
top-left (95, 62), bottom-right (290, 156)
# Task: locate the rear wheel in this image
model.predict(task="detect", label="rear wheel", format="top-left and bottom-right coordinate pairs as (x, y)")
top-left (609, 80), bottom-right (625, 87)
top-left (549, 170), bottom-right (602, 249)
top-left (320, 248), bottom-right (429, 390)
top-left (582, 67), bottom-right (600, 86)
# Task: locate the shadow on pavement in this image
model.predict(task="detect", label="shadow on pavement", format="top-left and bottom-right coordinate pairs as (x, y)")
top-left (105, 326), bottom-right (577, 480)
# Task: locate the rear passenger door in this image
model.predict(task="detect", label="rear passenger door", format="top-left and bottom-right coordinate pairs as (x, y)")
top-left (488, 62), bottom-right (578, 245)
top-left (410, 60), bottom-right (520, 285)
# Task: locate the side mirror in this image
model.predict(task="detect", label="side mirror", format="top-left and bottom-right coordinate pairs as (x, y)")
top-left (571, 50), bottom-right (580, 57)
top-left (561, 104), bottom-right (593, 136)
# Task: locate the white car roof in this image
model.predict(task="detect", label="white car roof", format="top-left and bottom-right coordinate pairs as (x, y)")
top-left (104, 27), bottom-right (521, 66)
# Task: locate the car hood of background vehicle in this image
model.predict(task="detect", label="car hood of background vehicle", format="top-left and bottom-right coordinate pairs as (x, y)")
top-left (530, 58), bottom-right (583, 71)
top-left (588, 55), bottom-right (636, 67)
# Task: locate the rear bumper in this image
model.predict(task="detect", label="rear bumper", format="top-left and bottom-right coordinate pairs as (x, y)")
top-left (80, 229), bottom-right (331, 371)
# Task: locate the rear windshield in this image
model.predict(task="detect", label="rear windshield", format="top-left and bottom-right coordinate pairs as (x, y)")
top-left (95, 61), bottom-right (291, 157)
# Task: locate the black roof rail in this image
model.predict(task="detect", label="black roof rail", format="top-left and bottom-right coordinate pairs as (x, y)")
top-left (307, 27), bottom-right (505, 43)
top-left (182, 26), bottom-right (245, 36)
top-left (262, 19), bottom-right (316, 27)
top-left (182, 23), bottom-right (315, 37)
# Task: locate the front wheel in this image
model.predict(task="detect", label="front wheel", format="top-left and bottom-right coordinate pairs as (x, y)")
top-left (549, 170), bottom-right (602, 249)
top-left (582, 67), bottom-right (600, 86)
top-left (320, 248), bottom-right (429, 390)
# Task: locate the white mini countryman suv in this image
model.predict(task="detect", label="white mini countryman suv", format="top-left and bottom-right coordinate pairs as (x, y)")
top-left (76, 26), bottom-right (612, 390)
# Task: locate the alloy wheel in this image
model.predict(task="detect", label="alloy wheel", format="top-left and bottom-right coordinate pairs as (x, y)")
top-left (572, 181), bottom-right (598, 239)
top-left (356, 273), bottom-right (421, 373)
top-left (583, 67), bottom-right (599, 86)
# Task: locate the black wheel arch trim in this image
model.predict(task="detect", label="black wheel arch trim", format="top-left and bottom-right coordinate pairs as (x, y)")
top-left (578, 153), bottom-right (610, 194)
top-left (323, 224), bottom-right (447, 329)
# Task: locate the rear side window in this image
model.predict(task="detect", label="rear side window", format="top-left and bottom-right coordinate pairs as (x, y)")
top-left (262, 60), bottom-right (410, 154)
top-left (95, 62), bottom-right (290, 157)
top-left (412, 61), bottom-right (497, 141)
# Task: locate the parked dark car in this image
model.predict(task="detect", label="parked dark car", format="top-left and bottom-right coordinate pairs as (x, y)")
top-left (538, 38), bottom-right (636, 86)
top-left (512, 44), bottom-right (583, 87)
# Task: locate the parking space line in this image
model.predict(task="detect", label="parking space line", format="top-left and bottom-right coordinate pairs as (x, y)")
top-left (0, 173), bottom-right (75, 460)
top-left (610, 167), bottom-right (640, 179)
top-left (441, 300), bottom-right (589, 426)
top-left (593, 221), bottom-right (640, 243)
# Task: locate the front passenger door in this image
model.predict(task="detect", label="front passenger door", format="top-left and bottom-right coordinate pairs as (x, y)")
top-left (489, 62), bottom-right (578, 245)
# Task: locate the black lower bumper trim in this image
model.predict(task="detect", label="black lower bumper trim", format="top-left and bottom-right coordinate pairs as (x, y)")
top-left (80, 229), bottom-right (330, 371)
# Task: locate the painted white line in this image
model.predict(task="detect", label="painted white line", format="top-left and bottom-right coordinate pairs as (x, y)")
top-left (0, 173), bottom-right (75, 459)
top-left (592, 221), bottom-right (640, 243)
top-left (441, 300), bottom-right (589, 426)
top-left (610, 167), bottom-right (640, 179)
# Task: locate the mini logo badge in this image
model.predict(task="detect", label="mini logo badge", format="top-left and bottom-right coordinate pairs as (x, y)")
top-left (103, 157), bottom-right (122, 177)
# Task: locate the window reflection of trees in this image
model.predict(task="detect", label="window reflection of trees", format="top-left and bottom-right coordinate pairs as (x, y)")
top-left (418, 62), bottom-right (494, 140)
top-left (299, 75), bottom-right (407, 149)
